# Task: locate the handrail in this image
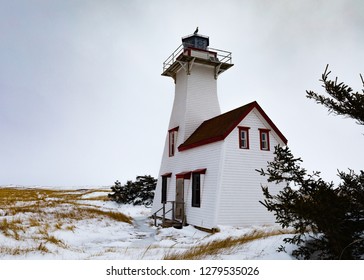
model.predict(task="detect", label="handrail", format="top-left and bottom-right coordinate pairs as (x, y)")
top-left (163, 44), bottom-right (232, 73)
top-left (151, 201), bottom-right (175, 227)
top-left (209, 47), bottom-right (233, 64)
top-left (163, 44), bottom-right (184, 71)
top-left (151, 201), bottom-right (185, 227)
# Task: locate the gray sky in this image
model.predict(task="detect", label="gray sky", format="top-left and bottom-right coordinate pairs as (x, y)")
top-left (1, 0), bottom-right (363, 187)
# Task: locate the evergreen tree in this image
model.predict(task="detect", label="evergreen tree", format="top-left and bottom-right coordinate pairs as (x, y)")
top-left (258, 146), bottom-right (364, 259)
top-left (258, 67), bottom-right (364, 259)
top-left (108, 175), bottom-right (157, 206)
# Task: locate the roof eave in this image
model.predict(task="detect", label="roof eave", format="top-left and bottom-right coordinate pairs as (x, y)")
top-left (178, 135), bottom-right (225, 152)
top-left (178, 101), bottom-right (288, 152)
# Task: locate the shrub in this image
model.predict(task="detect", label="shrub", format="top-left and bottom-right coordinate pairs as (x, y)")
top-left (108, 175), bottom-right (156, 206)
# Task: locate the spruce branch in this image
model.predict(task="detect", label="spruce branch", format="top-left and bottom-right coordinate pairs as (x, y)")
top-left (306, 64), bottom-right (364, 125)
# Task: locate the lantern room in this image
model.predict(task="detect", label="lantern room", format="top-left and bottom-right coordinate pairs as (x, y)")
top-left (162, 32), bottom-right (233, 80)
top-left (182, 34), bottom-right (209, 50)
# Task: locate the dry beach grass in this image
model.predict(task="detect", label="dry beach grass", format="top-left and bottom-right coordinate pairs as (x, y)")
top-left (163, 228), bottom-right (295, 260)
top-left (0, 187), bottom-right (131, 256)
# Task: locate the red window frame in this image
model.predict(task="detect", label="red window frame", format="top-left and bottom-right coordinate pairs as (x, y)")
top-left (168, 127), bottom-right (179, 157)
top-left (191, 168), bottom-right (206, 208)
top-left (161, 173), bottom-right (172, 203)
top-left (238, 126), bottom-right (250, 149)
top-left (259, 129), bottom-right (270, 151)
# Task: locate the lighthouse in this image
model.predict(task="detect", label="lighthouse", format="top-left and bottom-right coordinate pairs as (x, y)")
top-left (152, 31), bottom-right (287, 230)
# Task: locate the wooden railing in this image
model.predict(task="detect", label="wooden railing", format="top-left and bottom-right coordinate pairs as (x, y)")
top-left (162, 44), bottom-right (232, 73)
top-left (151, 201), bottom-right (185, 227)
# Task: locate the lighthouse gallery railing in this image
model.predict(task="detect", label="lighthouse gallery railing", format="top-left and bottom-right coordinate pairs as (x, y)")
top-left (163, 44), bottom-right (233, 73)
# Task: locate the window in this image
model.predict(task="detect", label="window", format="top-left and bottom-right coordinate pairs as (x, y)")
top-left (168, 127), bottom-right (179, 157)
top-left (161, 177), bottom-right (167, 203)
top-left (192, 173), bottom-right (201, 207)
top-left (238, 126), bottom-right (250, 149)
top-left (259, 129), bottom-right (270, 151)
top-left (191, 168), bottom-right (206, 208)
top-left (161, 173), bottom-right (172, 203)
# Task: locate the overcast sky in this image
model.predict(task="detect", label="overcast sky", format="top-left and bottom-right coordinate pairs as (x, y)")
top-left (1, 0), bottom-right (363, 187)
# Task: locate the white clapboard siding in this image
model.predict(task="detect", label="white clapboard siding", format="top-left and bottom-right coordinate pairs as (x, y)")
top-left (217, 109), bottom-right (285, 226)
top-left (168, 64), bottom-right (220, 142)
top-left (152, 139), bottom-right (223, 229)
top-left (184, 64), bottom-right (220, 141)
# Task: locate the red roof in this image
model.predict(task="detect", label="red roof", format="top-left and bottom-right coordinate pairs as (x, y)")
top-left (178, 101), bottom-right (287, 151)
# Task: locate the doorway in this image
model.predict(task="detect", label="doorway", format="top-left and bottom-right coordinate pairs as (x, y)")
top-left (175, 178), bottom-right (184, 220)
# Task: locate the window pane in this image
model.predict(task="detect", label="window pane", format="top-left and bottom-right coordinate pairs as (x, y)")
top-left (161, 177), bottom-right (167, 203)
top-left (240, 129), bottom-right (249, 149)
top-left (241, 131), bottom-right (246, 139)
top-left (260, 131), bottom-right (269, 150)
top-left (240, 131), bottom-right (245, 148)
top-left (192, 173), bottom-right (201, 207)
top-left (169, 131), bottom-right (176, 156)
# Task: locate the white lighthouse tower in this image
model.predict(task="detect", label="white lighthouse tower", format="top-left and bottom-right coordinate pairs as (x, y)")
top-left (162, 32), bottom-right (233, 143)
top-left (152, 31), bottom-right (233, 227)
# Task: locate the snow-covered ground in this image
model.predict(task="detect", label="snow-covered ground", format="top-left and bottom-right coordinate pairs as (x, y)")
top-left (0, 186), bottom-right (296, 260)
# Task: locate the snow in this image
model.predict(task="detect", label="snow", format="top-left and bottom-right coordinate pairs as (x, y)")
top-left (0, 186), bottom-right (296, 260)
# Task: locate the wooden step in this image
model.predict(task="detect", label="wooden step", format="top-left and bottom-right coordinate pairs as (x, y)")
top-left (162, 219), bottom-right (183, 229)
